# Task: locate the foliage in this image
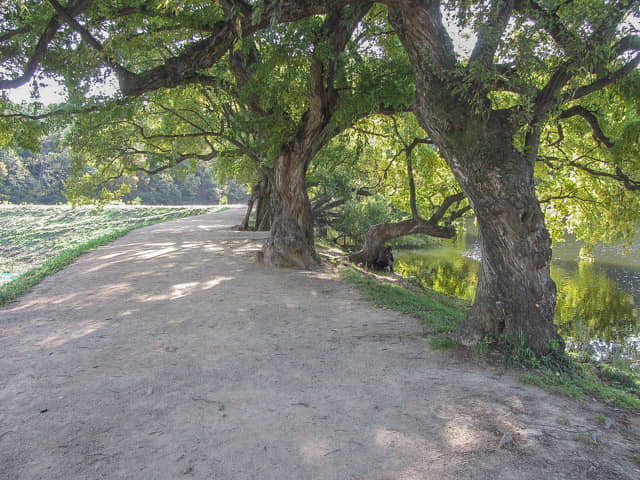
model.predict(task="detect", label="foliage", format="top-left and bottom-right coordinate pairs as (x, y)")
top-left (2, 0), bottom-right (640, 354)
top-left (309, 113), bottom-right (465, 247)
top-left (0, 139), bottom-right (69, 204)
top-left (537, 80), bottom-right (640, 248)
top-left (0, 143), bottom-right (246, 205)
top-left (332, 196), bottom-right (395, 248)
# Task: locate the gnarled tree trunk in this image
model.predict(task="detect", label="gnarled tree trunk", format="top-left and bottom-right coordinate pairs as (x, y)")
top-left (388, 3), bottom-right (563, 354)
top-left (444, 142), bottom-right (563, 354)
top-left (263, 149), bottom-right (316, 269)
top-left (260, 4), bottom-right (370, 269)
top-left (348, 218), bottom-right (456, 265)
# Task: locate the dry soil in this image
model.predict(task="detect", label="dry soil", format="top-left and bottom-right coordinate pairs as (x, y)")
top-left (1, 205), bottom-right (639, 479)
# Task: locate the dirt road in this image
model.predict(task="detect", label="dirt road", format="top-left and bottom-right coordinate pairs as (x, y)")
top-left (1, 206), bottom-right (638, 479)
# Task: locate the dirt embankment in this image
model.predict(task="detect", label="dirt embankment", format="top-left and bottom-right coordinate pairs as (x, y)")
top-left (1, 206), bottom-right (639, 479)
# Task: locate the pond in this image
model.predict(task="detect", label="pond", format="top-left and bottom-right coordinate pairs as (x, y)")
top-left (395, 221), bottom-right (640, 363)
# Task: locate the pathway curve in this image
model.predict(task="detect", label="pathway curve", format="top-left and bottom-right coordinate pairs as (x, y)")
top-left (1, 206), bottom-right (639, 479)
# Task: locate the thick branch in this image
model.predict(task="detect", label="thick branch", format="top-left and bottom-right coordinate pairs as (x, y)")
top-left (0, 0), bottom-right (93, 89)
top-left (558, 105), bottom-right (614, 148)
top-left (120, 0), bottom-right (359, 97)
top-left (569, 53), bottom-right (640, 101)
top-left (348, 188), bottom-right (467, 265)
top-left (521, 0), bottom-right (581, 54)
top-left (347, 217), bottom-right (457, 264)
top-left (293, 3), bottom-right (372, 169)
top-left (429, 192), bottom-right (466, 224)
top-left (0, 26), bottom-right (32, 43)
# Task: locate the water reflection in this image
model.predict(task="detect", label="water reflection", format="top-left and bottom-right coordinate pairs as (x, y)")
top-left (395, 231), bottom-right (639, 361)
top-left (396, 250), bottom-right (477, 302)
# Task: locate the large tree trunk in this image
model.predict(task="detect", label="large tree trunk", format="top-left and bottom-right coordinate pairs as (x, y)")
top-left (262, 149), bottom-right (317, 269)
top-left (445, 142), bottom-right (564, 354)
top-left (254, 178), bottom-right (278, 231)
top-left (239, 172), bottom-right (278, 231)
top-left (388, 3), bottom-right (563, 355)
top-left (239, 174), bottom-right (280, 231)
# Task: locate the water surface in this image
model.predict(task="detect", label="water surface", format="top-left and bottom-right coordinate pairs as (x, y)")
top-left (395, 223), bottom-right (640, 361)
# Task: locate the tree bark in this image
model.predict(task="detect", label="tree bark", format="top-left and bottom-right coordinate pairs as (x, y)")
top-left (239, 172), bottom-right (278, 231)
top-left (388, 3), bottom-right (563, 354)
top-left (444, 142), bottom-right (563, 354)
top-left (348, 217), bottom-right (456, 265)
top-left (263, 149), bottom-right (316, 269)
top-left (261, 4), bottom-right (370, 269)
top-left (254, 175), bottom-right (278, 231)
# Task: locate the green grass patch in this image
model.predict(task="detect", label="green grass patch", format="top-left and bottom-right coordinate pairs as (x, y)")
top-left (0, 204), bottom-right (218, 306)
top-left (340, 267), bottom-right (464, 334)
top-left (429, 334), bottom-right (456, 350)
top-left (519, 360), bottom-right (640, 410)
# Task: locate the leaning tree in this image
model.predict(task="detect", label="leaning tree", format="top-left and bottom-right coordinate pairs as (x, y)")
top-left (383, 0), bottom-right (640, 353)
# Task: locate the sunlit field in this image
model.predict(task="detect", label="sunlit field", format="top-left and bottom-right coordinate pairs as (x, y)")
top-left (0, 204), bottom-right (216, 295)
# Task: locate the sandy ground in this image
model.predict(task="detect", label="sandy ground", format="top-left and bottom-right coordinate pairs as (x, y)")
top-left (1, 205), bottom-right (639, 480)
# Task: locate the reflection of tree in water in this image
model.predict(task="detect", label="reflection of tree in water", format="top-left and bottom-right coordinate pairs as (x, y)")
top-left (554, 262), bottom-right (638, 345)
top-left (396, 252), bottom-right (477, 301)
top-left (397, 248), bottom-right (639, 361)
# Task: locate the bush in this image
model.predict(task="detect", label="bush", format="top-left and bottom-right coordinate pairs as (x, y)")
top-left (334, 197), bottom-right (395, 248)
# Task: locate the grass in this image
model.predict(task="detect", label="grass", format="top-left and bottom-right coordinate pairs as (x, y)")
top-left (340, 264), bottom-right (640, 411)
top-left (0, 204), bottom-right (218, 306)
top-left (520, 361), bottom-right (640, 410)
top-left (340, 267), bottom-right (464, 335)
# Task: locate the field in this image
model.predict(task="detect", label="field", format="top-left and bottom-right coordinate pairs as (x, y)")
top-left (0, 204), bottom-right (217, 303)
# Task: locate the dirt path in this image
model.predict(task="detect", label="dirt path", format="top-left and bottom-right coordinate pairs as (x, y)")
top-left (1, 206), bottom-right (638, 479)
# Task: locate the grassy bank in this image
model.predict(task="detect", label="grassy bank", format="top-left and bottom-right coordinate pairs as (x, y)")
top-left (0, 204), bottom-right (217, 306)
top-left (341, 265), bottom-right (640, 410)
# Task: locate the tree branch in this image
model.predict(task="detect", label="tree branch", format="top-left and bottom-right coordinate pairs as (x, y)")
top-left (542, 155), bottom-right (640, 191)
top-left (521, 0), bottom-right (581, 54)
top-left (134, 150), bottom-right (218, 175)
top-left (0, 26), bottom-right (32, 43)
top-left (46, 0), bottom-right (134, 82)
top-left (429, 192), bottom-right (466, 224)
top-left (558, 105), bottom-right (614, 148)
top-left (568, 52), bottom-right (640, 101)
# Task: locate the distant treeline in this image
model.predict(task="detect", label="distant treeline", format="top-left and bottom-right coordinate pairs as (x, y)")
top-left (0, 140), bottom-right (247, 205)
